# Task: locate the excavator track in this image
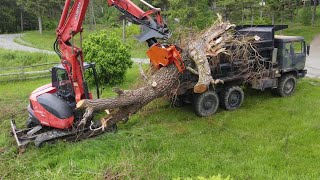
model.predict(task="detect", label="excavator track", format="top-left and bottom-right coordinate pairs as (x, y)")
top-left (34, 124), bottom-right (117, 147)
top-left (11, 119), bottom-right (118, 149)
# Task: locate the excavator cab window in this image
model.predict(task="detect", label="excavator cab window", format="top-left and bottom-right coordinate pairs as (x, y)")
top-left (51, 65), bottom-right (75, 106)
top-left (52, 63), bottom-right (100, 101)
top-left (56, 68), bottom-right (73, 93)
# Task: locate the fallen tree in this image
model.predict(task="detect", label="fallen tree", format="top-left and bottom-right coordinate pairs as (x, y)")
top-left (77, 17), bottom-right (266, 128)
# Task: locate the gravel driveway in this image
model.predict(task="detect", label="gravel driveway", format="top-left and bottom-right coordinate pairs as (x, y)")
top-left (0, 34), bottom-right (54, 54)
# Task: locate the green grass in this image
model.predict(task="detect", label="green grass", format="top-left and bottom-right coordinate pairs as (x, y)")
top-left (19, 25), bottom-right (148, 59)
top-left (0, 49), bottom-right (59, 68)
top-left (282, 25), bottom-right (320, 44)
top-left (1, 63), bottom-right (320, 179)
top-left (0, 48), bottom-right (60, 81)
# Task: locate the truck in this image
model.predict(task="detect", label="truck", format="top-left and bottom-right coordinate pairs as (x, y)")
top-left (175, 25), bottom-right (309, 117)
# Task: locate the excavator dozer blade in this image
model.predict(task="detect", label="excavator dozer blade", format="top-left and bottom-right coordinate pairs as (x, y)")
top-left (10, 119), bottom-right (32, 150)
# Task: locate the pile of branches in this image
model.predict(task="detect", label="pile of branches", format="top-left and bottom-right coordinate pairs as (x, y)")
top-left (184, 15), bottom-right (269, 93)
top-left (77, 17), bottom-right (268, 129)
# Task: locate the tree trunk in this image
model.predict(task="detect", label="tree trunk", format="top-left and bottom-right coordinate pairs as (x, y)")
top-left (77, 64), bottom-right (180, 125)
top-left (280, 11), bottom-right (283, 25)
top-left (20, 9), bottom-right (24, 32)
top-left (296, 0), bottom-right (299, 22)
top-left (312, 0), bottom-right (317, 26)
top-left (122, 19), bottom-right (126, 42)
top-left (272, 12), bottom-right (275, 25)
top-left (242, 9), bottom-right (245, 24)
top-left (89, 0), bottom-right (95, 31)
top-left (38, 16), bottom-right (42, 34)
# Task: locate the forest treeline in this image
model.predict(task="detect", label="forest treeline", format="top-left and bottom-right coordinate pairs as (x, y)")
top-left (0, 0), bottom-right (319, 34)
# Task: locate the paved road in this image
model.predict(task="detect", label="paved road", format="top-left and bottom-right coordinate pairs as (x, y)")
top-left (306, 35), bottom-right (320, 78)
top-left (0, 33), bottom-right (149, 64)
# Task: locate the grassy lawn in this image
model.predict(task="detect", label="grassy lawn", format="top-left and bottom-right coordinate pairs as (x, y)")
top-left (0, 48), bottom-right (60, 81)
top-left (0, 48), bottom-right (59, 68)
top-left (0, 62), bottom-right (320, 179)
top-left (283, 25), bottom-right (320, 44)
top-left (19, 25), bottom-right (148, 59)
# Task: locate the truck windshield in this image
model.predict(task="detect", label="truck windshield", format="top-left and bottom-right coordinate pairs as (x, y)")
top-left (285, 41), bottom-right (304, 55)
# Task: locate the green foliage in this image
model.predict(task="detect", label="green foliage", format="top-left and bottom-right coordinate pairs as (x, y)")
top-left (167, 0), bottom-right (216, 30)
top-left (0, 0), bottom-right (19, 33)
top-left (83, 30), bottom-right (133, 86)
top-left (300, 6), bottom-right (312, 25)
top-left (42, 17), bottom-right (59, 30)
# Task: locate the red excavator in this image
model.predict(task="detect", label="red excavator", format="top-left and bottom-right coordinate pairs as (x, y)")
top-left (11, 0), bottom-right (185, 149)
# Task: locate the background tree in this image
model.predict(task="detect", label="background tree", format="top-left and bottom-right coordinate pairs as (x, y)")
top-left (312, 0), bottom-right (318, 26)
top-left (17, 0), bottom-right (64, 34)
top-left (0, 0), bottom-right (19, 33)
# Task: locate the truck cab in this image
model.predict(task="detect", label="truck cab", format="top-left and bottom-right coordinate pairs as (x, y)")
top-left (275, 35), bottom-right (308, 77)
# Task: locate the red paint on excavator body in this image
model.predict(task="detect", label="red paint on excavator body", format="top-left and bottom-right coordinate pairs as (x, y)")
top-left (29, 84), bottom-right (74, 129)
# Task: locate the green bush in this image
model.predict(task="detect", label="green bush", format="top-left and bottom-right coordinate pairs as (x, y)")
top-left (83, 30), bottom-right (133, 86)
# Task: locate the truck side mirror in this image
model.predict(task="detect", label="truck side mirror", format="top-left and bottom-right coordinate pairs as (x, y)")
top-left (307, 45), bottom-right (310, 56)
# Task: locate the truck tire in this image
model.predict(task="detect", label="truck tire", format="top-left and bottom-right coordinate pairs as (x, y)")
top-left (273, 74), bottom-right (297, 97)
top-left (220, 86), bottom-right (244, 111)
top-left (193, 91), bottom-right (219, 117)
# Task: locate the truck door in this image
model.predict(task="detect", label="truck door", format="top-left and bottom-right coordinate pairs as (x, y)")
top-left (285, 41), bottom-right (306, 70)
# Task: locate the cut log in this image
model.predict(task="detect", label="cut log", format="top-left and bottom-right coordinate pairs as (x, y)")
top-left (184, 20), bottom-right (235, 93)
top-left (77, 64), bottom-right (180, 125)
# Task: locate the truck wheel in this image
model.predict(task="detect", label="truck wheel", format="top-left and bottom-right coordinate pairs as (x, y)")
top-left (193, 91), bottom-right (219, 117)
top-left (220, 86), bottom-right (244, 111)
top-left (273, 74), bottom-right (297, 97)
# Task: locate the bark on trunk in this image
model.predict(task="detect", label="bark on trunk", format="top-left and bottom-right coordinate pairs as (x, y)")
top-left (312, 0), bottom-right (317, 26)
top-left (272, 12), bottom-right (275, 25)
top-left (20, 10), bottom-right (24, 32)
top-left (77, 64), bottom-right (180, 125)
top-left (184, 19), bottom-right (234, 93)
top-left (38, 16), bottom-right (42, 34)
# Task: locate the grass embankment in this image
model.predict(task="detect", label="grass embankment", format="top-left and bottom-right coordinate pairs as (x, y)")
top-left (0, 49), bottom-right (58, 67)
top-left (0, 49), bottom-right (59, 81)
top-left (1, 63), bottom-right (320, 179)
top-left (19, 25), bottom-right (148, 59)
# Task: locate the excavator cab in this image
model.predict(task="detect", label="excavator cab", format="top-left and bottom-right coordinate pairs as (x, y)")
top-left (51, 62), bottom-right (100, 108)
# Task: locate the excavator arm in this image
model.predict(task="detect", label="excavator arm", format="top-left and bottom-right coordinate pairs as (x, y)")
top-left (10, 0), bottom-right (185, 150)
top-left (55, 0), bottom-right (185, 102)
